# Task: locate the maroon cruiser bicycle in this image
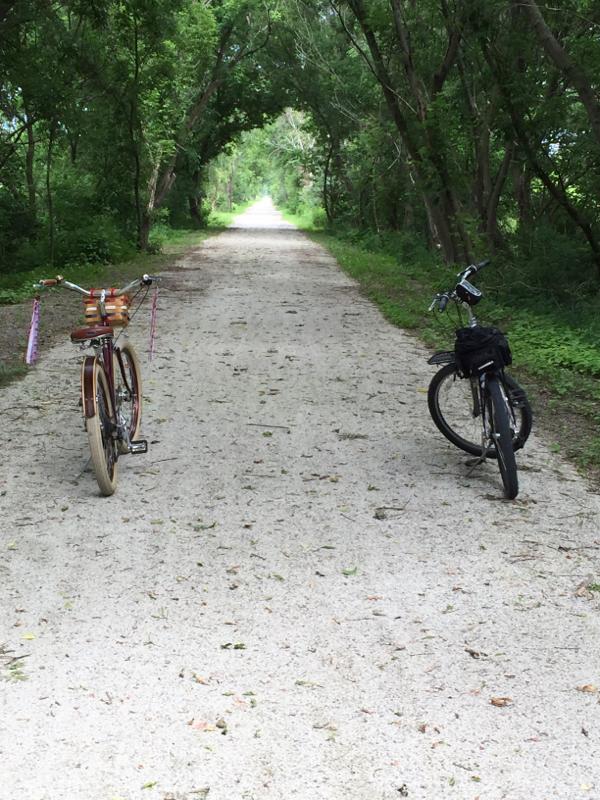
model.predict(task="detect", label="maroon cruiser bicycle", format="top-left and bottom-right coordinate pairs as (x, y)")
top-left (35, 273), bottom-right (158, 496)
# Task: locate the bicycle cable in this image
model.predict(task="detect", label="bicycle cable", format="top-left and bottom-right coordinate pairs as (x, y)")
top-left (114, 285), bottom-right (150, 345)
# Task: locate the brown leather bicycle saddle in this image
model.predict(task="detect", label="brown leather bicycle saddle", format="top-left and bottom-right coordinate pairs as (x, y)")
top-left (70, 325), bottom-right (114, 342)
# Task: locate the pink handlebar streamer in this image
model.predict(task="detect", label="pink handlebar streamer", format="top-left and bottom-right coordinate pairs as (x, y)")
top-left (149, 284), bottom-right (158, 361)
top-left (25, 296), bottom-right (41, 365)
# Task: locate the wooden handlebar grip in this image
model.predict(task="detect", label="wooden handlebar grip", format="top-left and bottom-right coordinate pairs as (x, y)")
top-left (39, 275), bottom-right (63, 286)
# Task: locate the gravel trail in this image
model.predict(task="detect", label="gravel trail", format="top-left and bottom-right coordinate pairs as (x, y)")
top-left (1, 199), bottom-right (599, 800)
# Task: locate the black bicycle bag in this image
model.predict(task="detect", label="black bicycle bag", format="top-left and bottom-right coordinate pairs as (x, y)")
top-left (454, 326), bottom-right (512, 377)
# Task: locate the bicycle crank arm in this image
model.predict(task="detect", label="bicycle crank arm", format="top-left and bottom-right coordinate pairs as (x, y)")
top-left (129, 440), bottom-right (148, 455)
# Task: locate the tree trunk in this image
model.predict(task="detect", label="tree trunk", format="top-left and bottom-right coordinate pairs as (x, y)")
top-left (130, 12), bottom-right (143, 250)
top-left (226, 172), bottom-right (233, 212)
top-left (46, 121), bottom-right (56, 266)
top-left (512, 160), bottom-right (532, 226)
top-left (474, 123), bottom-right (491, 224)
top-left (519, 0), bottom-right (600, 149)
top-left (486, 142), bottom-right (514, 249)
top-left (139, 157), bottom-right (161, 251)
top-left (139, 213), bottom-right (152, 252)
top-left (187, 169), bottom-right (204, 228)
top-left (25, 114), bottom-right (36, 224)
top-left (188, 196), bottom-right (203, 227)
top-left (323, 142), bottom-right (334, 223)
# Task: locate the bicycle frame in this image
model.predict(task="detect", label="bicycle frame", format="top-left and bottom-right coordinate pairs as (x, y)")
top-left (81, 336), bottom-right (138, 448)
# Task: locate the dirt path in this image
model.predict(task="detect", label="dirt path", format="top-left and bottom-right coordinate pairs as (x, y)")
top-left (1, 199), bottom-right (599, 800)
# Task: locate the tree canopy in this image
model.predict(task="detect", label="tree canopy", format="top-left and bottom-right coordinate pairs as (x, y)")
top-left (2, 0), bottom-right (600, 292)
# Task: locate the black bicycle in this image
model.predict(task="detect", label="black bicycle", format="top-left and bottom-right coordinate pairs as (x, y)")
top-left (426, 259), bottom-right (532, 499)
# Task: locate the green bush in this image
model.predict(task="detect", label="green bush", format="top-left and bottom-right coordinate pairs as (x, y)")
top-left (55, 217), bottom-right (136, 265)
top-left (511, 222), bottom-right (596, 299)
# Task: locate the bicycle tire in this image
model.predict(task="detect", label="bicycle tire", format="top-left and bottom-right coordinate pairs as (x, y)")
top-left (487, 376), bottom-right (519, 499)
top-left (428, 363), bottom-right (532, 458)
top-left (114, 342), bottom-right (142, 454)
top-left (83, 359), bottom-right (118, 496)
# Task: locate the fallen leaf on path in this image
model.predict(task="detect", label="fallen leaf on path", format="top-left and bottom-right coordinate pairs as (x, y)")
top-left (574, 579), bottom-right (595, 599)
top-left (192, 674), bottom-right (209, 684)
top-left (490, 697), bottom-right (512, 707)
top-left (465, 647), bottom-right (486, 659)
top-left (142, 780), bottom-right (157, 789)
top-left (216, 718), bottom-right (228, 734)
top-left (342, 566), bottom-right (358, 577)
top-left (21, 633), bottom-right (35, 641)
top-left (189, 720), bottom-right (216, 732)
top-left (576, 684), bottom-right (598, 694)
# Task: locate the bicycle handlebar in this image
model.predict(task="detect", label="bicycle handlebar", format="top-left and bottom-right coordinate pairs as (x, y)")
top-left (429, 258), bottom-right (490, 313)
top-left (461, 259), bottom-right (490, 281)
top-left (34, 273), bottom-right (160, 296)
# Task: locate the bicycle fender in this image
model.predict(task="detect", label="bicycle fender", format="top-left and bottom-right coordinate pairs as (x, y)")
top-left (81, 356), bottom-right (115, 420)
top-left (427, 351), bottom-right (455, 366)
top-left (81, 356), bottom-right (97, 418)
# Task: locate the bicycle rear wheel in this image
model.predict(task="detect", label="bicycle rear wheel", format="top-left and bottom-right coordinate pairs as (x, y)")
top-left (82, 358), bottom-right (118, 496)
top-left (428, 363), bottom-right (532, 457)
top-left (114, 343), bottom-right (142, 454)
top-left (487, 376), bottom-right (519, 499)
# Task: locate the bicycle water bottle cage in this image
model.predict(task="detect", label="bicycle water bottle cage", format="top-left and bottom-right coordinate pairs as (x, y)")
top-left (456, 279), bottom-right (482, 306)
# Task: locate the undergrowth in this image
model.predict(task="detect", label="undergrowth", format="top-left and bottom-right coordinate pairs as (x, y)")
top-left (0, 228), bottom-right (212, 306)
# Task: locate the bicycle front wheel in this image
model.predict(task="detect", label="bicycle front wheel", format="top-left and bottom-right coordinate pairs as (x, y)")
top-left (487, 377), bottom-right (519, 499)
top-left (82, 358), bottom-right (118, 496)
top-left (428, 363), bottom-right (532, 458)
top-left (114, 342), bottom-right (142, 454)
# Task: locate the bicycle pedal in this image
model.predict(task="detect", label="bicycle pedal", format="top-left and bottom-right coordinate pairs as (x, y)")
top-left (129, 439), bottom-right (148, 455)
